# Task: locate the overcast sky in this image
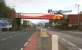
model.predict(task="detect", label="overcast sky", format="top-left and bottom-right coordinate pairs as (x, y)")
top-left (5, 0), bottom-right (82, 13)
top-left (5, 0), bottom-right (82, 24)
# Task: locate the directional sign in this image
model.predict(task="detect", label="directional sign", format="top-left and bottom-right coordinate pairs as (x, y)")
top-left (48, 10), bottom-right (72, 13)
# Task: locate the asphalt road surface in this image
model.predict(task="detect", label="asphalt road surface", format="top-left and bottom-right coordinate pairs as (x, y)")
top-left (48, 29), bottom-right (82, 50)
top-left (0, 30), bottom-right (34, 50)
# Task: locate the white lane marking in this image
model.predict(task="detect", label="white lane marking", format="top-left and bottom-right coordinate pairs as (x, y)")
top-left (28, 37), bottom-right (32, 42)
top-left (79, 48), bottom-right (82, 50)
top-left (0, 35), bottom-right (16, 41)
top-left (52, 35), bottom-right (58, 50)
top-left (24, 42), bottom-right (29, 47)
top-left (28, 34), bottom-right (33, 42)
top-left (23, 33), bottom-right (33, 47)
top-left (67, 31), bottom-right (82, 34)
top-left (20, 48), bottom-right (23, 50)
top-left (62, 38), bottom-right (76, 47)
top-left (1, 38), bottom-right (8, 41)
top-left (61, 38), bottom-right (82, 50)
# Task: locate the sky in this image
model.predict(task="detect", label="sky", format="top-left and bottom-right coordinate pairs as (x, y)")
top-left (5, 0), bottom-right (82, 24)
top-left (5, 0), bottom-right (82, 13)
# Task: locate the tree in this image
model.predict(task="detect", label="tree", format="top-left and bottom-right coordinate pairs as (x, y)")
top-left (0, 0), bottom-right (15, 18)
top-left (0, 0), bottom-right (6, 18)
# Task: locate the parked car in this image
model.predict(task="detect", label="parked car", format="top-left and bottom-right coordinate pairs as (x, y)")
top-left (0, 19), bottom-right (12, 31)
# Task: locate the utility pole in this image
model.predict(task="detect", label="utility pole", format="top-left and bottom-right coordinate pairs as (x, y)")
top-left (75, 3), bottom-right (80, 29)
top-left (77, 4), bottom-right (80, 27)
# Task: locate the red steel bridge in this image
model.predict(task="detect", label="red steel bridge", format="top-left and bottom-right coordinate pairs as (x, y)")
top-left (16, 13), bottom-right (64, 20)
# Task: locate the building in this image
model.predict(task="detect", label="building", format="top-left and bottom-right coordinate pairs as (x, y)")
top-left (67, 14), bottom-right (82, 30)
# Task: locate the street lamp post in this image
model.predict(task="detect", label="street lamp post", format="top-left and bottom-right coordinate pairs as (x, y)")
top-left (75, 3), bottom-right (80, 28)
top-left (77, 4), bottom-right (80, 26)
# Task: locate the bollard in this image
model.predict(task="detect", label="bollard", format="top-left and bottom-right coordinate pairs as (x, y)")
top-left (52, 35), bottom-right (58, 50)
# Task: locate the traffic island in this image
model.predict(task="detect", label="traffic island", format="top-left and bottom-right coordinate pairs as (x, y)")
top-left (38, 31), bottom-right (52, 50)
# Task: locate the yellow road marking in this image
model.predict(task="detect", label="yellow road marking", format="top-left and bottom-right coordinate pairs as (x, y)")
top-left (40, 32), bottom-right (49, 37)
